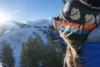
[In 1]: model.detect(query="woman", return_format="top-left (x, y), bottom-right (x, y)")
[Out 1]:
top-left (53, 0), bottom-right (100, 67)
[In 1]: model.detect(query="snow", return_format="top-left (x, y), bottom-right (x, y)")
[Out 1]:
top-left (0, 19), bottom-right (53, 67)
top-left (28, 19), bottom-right (53, 27)
top-left (0, 62), bottom-right (3, 67)
top-left (0, 28), bottom-right (48, 67)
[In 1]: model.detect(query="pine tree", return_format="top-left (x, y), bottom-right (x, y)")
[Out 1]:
top-left (20, 35), bottom-right (45, 67)
top-left (43, 36), bottom-right (64, 67)
top-left (0, 41), bottom-right (15, 67)
top-left (20, 34), bottom-right (64, 67)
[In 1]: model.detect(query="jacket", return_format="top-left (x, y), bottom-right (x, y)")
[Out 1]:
top-left (80, 25), bottom-right (100, 67)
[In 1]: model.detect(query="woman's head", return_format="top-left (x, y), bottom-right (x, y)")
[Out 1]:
top-left (53, 0), bottom-right (100, 67)
top-left (54, 0), bottom-right (100, 44)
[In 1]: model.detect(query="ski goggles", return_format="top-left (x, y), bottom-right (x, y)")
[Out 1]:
top-left (53, 18), bottom-right (96, 34)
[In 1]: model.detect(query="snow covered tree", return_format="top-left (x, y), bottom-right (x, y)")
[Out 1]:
top-left (43, 36), bottom-right (64, 67)
top-left (0, 41), bottom-right (15, 67)
top-left (20, 34), bottom-right (64, 67)
top-left (20, 35), bottom-right (45, 67)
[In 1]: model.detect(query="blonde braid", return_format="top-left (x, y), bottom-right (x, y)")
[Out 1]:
top-left (60, 28), bottom-right (82, 67)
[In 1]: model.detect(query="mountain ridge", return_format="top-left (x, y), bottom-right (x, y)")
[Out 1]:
top-left (0, 19), bottom-right (64, 67)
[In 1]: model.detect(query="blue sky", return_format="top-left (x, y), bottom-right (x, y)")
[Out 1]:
top-left (0, 0), bottom-right (66, 22)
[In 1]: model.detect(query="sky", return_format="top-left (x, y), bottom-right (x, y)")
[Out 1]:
top-left (0, 0), bottom-right (66, 23)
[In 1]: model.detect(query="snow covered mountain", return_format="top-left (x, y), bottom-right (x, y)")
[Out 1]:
top-left (0, 19), bottom-right (64, 67)
top-left (0, 20), bottom-right (20, 36)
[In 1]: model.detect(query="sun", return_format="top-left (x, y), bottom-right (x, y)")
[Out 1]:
top-left (0, 13), bottom-right (7, 22)
top-left (0, 12), bottom-right (12, 24)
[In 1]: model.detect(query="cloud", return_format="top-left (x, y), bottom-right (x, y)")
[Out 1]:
top-left (9, 10), bottom-right (20, 15)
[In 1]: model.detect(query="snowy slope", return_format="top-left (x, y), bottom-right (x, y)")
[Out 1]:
top-left (28, 19), bottom-right (52, 27)
top-left (0, 62), bottom-right (3, 67)
top-left (0, 19), bottom-right (54, 67)
top-left (0, 20), bottom-right (20, 36)
top-left (0, 19), bottom-right (64, 67)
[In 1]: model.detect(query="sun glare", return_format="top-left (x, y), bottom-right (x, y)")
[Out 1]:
top-left (0, 12), bottom-right (12, 24)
